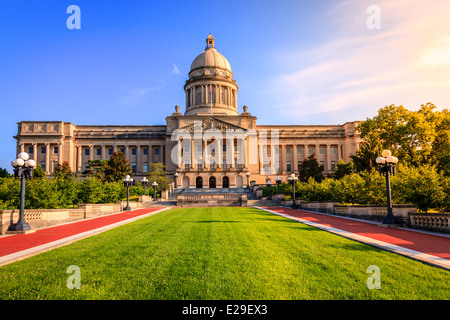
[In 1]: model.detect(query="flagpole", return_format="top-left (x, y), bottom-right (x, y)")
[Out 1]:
top-left (210, 82), bottom-right (212, 116)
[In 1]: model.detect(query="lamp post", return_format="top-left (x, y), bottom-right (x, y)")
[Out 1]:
top-left (246, 172), bottom-right (250, 188)
top-left (8, 152), bottom-right (36, 232)
top-left (174, 172), bottom-right (179, 189)
top-left (376, 150), bottom-right (399, 225)
top-left (123, 175), bottom-right (133, 211)
top-left (152, 181), bottom-right (158, 202)
top-left (275, 176), bottom-right (282, 194)
top-left (141, 177), bottom-right (148, 196)
top-left (287, 173), bottom-right (298, 209)
top-left (266, 179), bottom-right (272, 200)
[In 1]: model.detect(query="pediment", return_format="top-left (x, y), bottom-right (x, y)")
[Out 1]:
top-left (181, 118), bottom-right (247, 133)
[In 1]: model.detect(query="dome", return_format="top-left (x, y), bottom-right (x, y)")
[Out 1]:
top-left (189, 34), bottom-right (232, 73)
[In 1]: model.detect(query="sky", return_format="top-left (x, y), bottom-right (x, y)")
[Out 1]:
top-left (1, 0), bottom-right (450, 172)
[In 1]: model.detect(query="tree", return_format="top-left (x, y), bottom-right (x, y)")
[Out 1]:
top-left (146, 163), bottom-right (172, 191)
top-left (333, 160), bottom-right (354, 179)
top-left (352, 103), bottom-right (449, 173)
top-left (83, 159), bottom-right (108, 181)
top-left (103, 152), bottom-right (132, 182)
top-left (0, 168), bottom-right (11, 178)
top-left (298, 153), bottom-right (323, 182)
top-left (32, 165), bottom-right (46, 179)
top-left (54, 161), bottom-right (73, 179)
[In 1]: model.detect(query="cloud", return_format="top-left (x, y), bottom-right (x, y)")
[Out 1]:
top-left (119, 86), bottom-right (158, 109)
top-left (269, 0), bottom-right (450, 123)
top-left (172, 64), bottom-right (180, 75)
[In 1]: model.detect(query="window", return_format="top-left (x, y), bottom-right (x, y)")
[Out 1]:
top-left (319, 161), bottom-right (325, 171)
top-left (143, 148), bottom-right (148, 156)
top-left (297, 147), bottom-right (303, 155)
top-left (331, 147), bottom-right (336, 155)
top-left (331, 161), bottom-right (336, 171)
top-left (286, 147), bottom-right (291, 154)
top-left (223, 144), bottom-right (226, 152)
top-left (120, 148), bottom-right (125, 154)
top-left (54, 146), bottom-right (59, 154)
top-left (53, 161), bottom-right (58, 170)
top-left (286, 161), bottom-right (292, 172)
top-left (132, 162), bottom-right (137, 173)
top-left (42, 146), bottom-right (46, 154)
top-left (143, 163), bottom-right (148, 173)
top-left (319, 147), bottom-right (325, 155)
top-left (184, 161), bottom-right (190, 171)
top-left (108, 148), bottom-right (114, 155)
top-left (210, 159), bottom-right (215, 170)
top-left (85, 149), bottom-right (89, 156)
top-left (197, 160), bottom-right (202, 170)
top-left (29, 146), bottom-right (33, 154)
top-left (132, 148), bottom-right (136, 156)
top-left (97, 148), bottom-right (102, 156)
top-left (41, 162), bottom-right (46, 171)
top-left (298, 161), bottom-right (302, 171)
top-left (154, 148), bottom-right (160, 155)
top-left (308, 146), bottom-right (314, 155)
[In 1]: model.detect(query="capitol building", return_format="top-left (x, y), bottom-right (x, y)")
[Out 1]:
top-left (14, 34), bottom-right (361, 188)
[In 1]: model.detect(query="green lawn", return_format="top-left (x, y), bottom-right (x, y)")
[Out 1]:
top-left (0, 207), bottom-right (449, 299)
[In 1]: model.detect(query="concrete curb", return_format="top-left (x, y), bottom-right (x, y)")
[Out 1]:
top-left (0, 207), bottom-right (171, 267)
top-left (255, 206), bottom-right (450, 271)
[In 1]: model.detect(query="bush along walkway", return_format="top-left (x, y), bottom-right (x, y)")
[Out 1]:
top-left (258, 206), bottom-right (450, 271)
top-left (0, 207), bottom-right (170, 266)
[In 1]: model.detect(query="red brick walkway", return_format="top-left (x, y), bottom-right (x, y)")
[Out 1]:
top-left (0, 207), bottom-right (168, 265)
top-left (259, 206), bottom-right (450, 269)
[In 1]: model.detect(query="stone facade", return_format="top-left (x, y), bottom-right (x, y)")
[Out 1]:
top-left (14, 34), bottom-right (362, 187)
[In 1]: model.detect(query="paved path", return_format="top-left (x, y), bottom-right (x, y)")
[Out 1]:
top-left (257, 206), bottom-right (450, 270)
top-left (0, 207), bottom-right (170, 266)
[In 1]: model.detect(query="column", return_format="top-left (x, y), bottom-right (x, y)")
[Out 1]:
top-left (228, 137), bottom-right (234, 168)
top-left (203, 140), bottom-right (208, 169)
top-left (338, 143), bottom-right (342, 161)
top-left (45, 143), bottom-right (50, 174)
top-left (315, 144), bottom-right (320, 158)
top-left (177, 139), bottom-right (182, 169)
top-left (58, 142), bottom-right (63, 165)
top-left (240, 136), bottom-right (246, 169)
top-left (326, 144), bottom-right (331, 173)
top-left (125, 145), bottom-right (130, 163)
top-left (102, 146), bottom-right (106, 161)
top-left (136, 145), bottom-right (141, 174)
top-left (293, 144), bottom-right (297, 173)
top-left (32, 143), bottom-right (37, 161)
top-left (216, 139), bottom-right (222, 169)
top-left (19, 143), bottom-right (24, 153)
top-left (190, 139), bottom-right (195, 169)
top-left (89, 145), bottom-right (94, 161)
top-left (77, 146), bottom-right (82, 173)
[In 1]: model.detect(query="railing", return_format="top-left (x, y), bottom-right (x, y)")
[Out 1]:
top-left (409, 213), bottom-right (450, 232)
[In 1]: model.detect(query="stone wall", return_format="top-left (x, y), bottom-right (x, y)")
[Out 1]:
top-left (177, 193), bottom-right (247, 207)
top-left (0, 201), bottom-right (142, 235)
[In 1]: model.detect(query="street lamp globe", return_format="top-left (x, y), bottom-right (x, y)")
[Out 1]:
top-left (18, 152), bottom-right (29, 161)
top-left (381, 149), bottom-right (391, 158)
